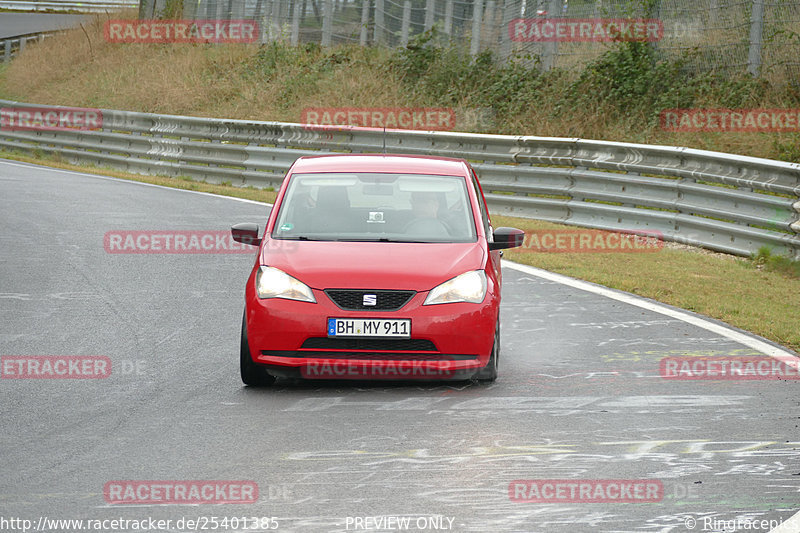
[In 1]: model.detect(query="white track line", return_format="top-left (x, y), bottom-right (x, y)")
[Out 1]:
top-left (0, 159), bottom-right (271, 206)
top-left (501, 261), bottom-right (800, 533)
top-left (502, 260), bottom-right (800, 369)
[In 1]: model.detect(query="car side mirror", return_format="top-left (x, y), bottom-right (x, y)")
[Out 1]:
top-left (488, 227), bottom-right (525, 250)
top-left (231, 223), bottom-right (261, 246)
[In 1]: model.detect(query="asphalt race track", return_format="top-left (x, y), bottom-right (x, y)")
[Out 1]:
top-left (1, 159), bottom-right (799, 533)
top-left (0, 14), bottom-right (89, 40)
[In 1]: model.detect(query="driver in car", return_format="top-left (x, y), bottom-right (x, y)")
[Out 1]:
top-left (406, 191), bottom-right (451, 238)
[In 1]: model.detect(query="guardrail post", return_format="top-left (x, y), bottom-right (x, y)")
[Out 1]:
top-left (263, 0), bottom-right (272, 39)
top-left (373, 0), bottom-right (384, 45)
top-left (485, 0), bottom-right (495, 46)
top-left (443, 0), bottom-right (453, 36)
top-left (321, 0), bottom-right (333, 45)
top-left (748, 0), bottom-right (765, 77)
top-left (4, 40), bottom-right (10, 62)
top-left (424, 0), bottom-right (435, 31)
top-left (139, 0), bottom-right (154, 18)
top-left (183, 0), bottom-right (193, 18)
top-left (230, 0), bottom-right (244, 19)
top-left (401, 0), bottom-right (411, 46)
top-left (292, 0), bottom-right (302, 45)
top-left (18, 38), bottom-right (25, 55)
top-left (153, 0), bottom-right (167, 17)
top-left (542, 0), bottom-right (560, 70)
top-left (359, 0), bottom-right (370, 45)
top-left (470, 0), bottom-right (482, 55)
top-left (268, 0), bottom-right (280, 41)
top-left (499, 0), bottom-right (514, 60)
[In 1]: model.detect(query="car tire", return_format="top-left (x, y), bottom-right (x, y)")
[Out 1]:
top-left (240, 313), bottom-right (276, 387)
top-left (474, 318), bottom-right (499, 382)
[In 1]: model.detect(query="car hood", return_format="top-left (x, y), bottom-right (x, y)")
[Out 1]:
top-left (260, 238), bottom-right (486, 291)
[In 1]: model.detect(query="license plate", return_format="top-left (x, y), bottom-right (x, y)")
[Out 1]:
top-left (327, 318), bottom-right (410, 338)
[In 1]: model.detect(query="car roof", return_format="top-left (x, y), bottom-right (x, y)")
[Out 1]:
top-left (289, 154), bottom-right (470, 176)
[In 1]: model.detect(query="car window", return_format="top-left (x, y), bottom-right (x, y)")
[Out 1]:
top-left (470, 169), bottom-right (492, 237)
top-left (272, 172), bottom-right (477, 243)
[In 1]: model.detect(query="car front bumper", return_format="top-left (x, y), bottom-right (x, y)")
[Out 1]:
top-left (244, 286), bottom-right (498, 380)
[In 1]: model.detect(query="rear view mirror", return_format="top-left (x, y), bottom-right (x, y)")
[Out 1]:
top-left (231, 223), bottom-right (261, 246)
top-left (488, 227), bottom-right (525, 250)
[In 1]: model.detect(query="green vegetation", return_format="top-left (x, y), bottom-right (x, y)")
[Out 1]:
top-left (3, 18), bottom-right (800, 160)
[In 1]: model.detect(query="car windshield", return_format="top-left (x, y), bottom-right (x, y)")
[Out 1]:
top-left (272, 172), bottom-right (477, 243)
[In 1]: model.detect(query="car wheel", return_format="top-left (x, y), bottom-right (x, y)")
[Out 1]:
top-left (240, 313), bottom-right (276, 386)
top-left (474, 318), bottom-right (499, 382)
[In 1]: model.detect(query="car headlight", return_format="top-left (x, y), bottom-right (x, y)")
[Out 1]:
top-left (256, 266), bottom-right (316, 303)
top-left (423, 270), bottom-right (487, 305)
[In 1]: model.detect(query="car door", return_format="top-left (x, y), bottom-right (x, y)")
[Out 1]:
top-left (469, 166), bottom-right (502, 286)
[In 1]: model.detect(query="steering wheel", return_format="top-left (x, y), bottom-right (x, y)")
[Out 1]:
top-left (403, 217), bottom-right (452, 238)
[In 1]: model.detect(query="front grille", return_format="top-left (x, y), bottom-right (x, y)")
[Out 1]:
top-left (325, 289), bottom-right (416, 311)
top-left (302, 337), bottom-right (437, 351)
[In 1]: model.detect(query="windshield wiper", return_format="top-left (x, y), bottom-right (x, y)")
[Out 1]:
top-left (328, 237), bottom-right (428, 242)
top-left (279, 236), bottom-right (438, 243)
top-left (279, 235), bottom-right (333, 241)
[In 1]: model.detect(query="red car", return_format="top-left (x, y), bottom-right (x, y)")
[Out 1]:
top-left (231, 154), bottom-right (523, 385)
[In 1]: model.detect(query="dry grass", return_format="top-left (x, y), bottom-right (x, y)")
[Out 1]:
top-left (0, 17), bottom-right (404, 124)
top-left (2, 18), bottom-right (798, 161)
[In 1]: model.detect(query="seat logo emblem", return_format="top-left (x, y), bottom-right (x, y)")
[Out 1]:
top-left (363, 294), bottom-right (377, 306)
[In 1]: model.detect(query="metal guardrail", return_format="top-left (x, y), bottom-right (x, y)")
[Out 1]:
top-left (0, 0), bottom-right (136, 12)
top-left (0, 99), bottom-right (798, 259)
top-left (0, 32), bottom-right (55, 62)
